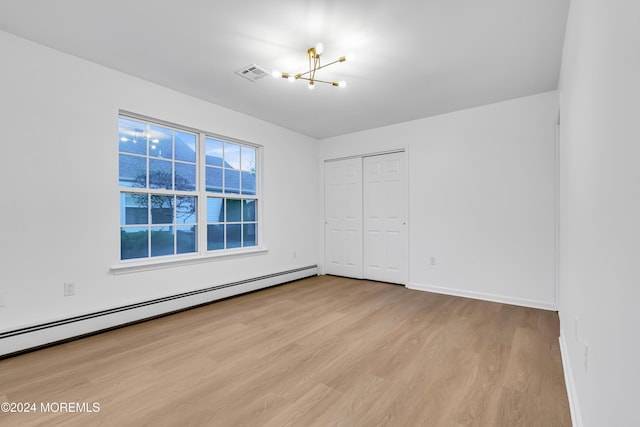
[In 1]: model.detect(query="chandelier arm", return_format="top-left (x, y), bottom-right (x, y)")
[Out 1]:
top-left (294, 56), bottom-right (346, 79)
top-left (312, 55), bottom-right (320, 82)
top-left (295, 69), bottom-right (313, 78)
top-left (314, 57), bottom-right (344, 70)
top-left (295, 77), bottom-right (337, 85)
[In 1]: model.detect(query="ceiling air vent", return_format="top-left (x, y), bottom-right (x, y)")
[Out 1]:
top-left (235, 64), bottom-right (270, 82)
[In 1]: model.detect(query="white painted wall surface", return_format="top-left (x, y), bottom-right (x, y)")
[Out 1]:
top-left (0, 30), bottom-right (318, 351)
top-left (557, 0), bottom-right (640, 425)
top-left (320, 92), bottom-right (558, 309)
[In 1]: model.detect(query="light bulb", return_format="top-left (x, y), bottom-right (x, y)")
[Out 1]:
top-left (315, 42), bottom-right (324, 55)
top-left (338, 81), bottom-right (347, 88)
top-left (120, 137), bottom-right (128, 142)
top-left (288, 75), bottom-right (295, 82)
top-left (271, 70), bottom-right (281, 78)
top-left (308, 82), bottom-right (315, 90)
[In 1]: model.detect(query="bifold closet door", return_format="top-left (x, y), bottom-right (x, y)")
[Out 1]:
top-left (363, 152), bottom-right (407, 284)
top-left (324, 158), bottom-right (363, 278)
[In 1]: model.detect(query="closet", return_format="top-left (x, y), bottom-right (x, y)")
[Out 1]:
top-left (324, 151), bottom-right (407, 284)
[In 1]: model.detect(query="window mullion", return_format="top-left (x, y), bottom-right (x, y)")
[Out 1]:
top-left (145, 124), bottom-right (150, 188)
top-left (147, 194), bottom-right (152, 258)
top-left (197, 132), bottom-right (207, 255)
top-left (173, 195), bottom-right (177, 256)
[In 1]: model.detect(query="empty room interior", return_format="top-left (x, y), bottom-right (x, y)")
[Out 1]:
top-left (0, 1), bottom-right (638, 426)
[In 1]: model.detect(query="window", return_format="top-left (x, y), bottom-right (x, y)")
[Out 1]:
top-left (205, 137), bottom-right (257, 250)
top-left (118, 115), bottom-right (259, 261)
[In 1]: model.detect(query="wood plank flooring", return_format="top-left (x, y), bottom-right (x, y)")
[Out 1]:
top-left (0, 275), bottom-right (571, 426)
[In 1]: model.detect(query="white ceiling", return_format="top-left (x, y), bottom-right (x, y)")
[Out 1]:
top-left (0, 0), bottom-right (569, 139)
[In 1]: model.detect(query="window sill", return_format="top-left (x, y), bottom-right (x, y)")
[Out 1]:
top-left (110, 247), bottom-right (269, 275)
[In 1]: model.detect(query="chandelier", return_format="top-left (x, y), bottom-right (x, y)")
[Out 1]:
top-left (273, 43), bottom-right (347, 90)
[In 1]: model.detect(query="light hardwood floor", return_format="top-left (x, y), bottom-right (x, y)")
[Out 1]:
top-left (0, 275), bottom-right (571, 426)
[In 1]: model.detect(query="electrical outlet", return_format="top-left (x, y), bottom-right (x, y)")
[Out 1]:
top-left (64, 282), bottom-right (75, 297)
top-left (583, 342), bottom-right (589, 373)
top-left (430, 256), bottom-right (436, 265)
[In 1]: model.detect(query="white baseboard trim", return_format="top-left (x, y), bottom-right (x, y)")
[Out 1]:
top-left (559, 333), bottom-right (583, 427)
top-left (0, 266), bottom-right (317, 358)
top-left (407, 282), bottom-right (557, 311)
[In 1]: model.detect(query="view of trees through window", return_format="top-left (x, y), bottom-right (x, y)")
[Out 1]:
top-left (118, 116), bottom-right (258, 260)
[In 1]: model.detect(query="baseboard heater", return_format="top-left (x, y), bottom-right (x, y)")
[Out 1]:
top-left (0, 265), bottom-right (317, 358)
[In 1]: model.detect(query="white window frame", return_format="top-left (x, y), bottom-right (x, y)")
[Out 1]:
top-left (112, 112), bottom-right (266, 274)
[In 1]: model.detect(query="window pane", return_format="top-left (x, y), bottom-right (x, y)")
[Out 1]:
top-left (207, 224), bottom-right (224, 250)
top-left (207, 197), bottom-right (224, 222)
top-left (149, 159), bottom-right (173, 189)
top-left (175, 131), bottom-right (196, 163)
top-left (148, 125), bottom-right (173, 159)
top-left (151, 226), bottom-right (174, 257)
top-left (177, 225), bottom-right (197, 254)
top-left (206, 166), bottom-right (223, 193)
top-left (226, 199), bottom-right (241, 222)
top-left (119, 118), bottom-right (147, 155)
top-left (121, 227), bottom-right (148, 260)
top-left (241, 171), bottom-right (256, 195)
top-left (243, 223), bottom-right (257, 247)
top-left (226, 224), bottom-right (241, 249)
top-left (241, 146), bottom-right (255, 172)
top-left (121, 193), bottom-right (148, 225)
top-left (206, 138), bottom-right (223, 166)
top-left (224, 169), bottom-right (240, 194)
top-left (242, 200), bottom-right (256, 222)
top-left (119, 154), bottom-right (147, 187)
top-left (151, 195), bottom-right (174, 224)
top-left (224, 142), bottom-right (240, 169)
top-left (175, 162), bottom-right (196, 191)
top-left (176, 196), bottom-right (197, 223)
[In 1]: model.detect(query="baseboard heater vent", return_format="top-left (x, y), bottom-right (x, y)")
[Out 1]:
top-left (0, 265), bottom-right (317, 357)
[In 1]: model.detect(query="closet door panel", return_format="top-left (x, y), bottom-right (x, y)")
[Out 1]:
top-left (363, 152), bottom-right (407, 284)
top-left (324, 158), bottom-right (363, 278)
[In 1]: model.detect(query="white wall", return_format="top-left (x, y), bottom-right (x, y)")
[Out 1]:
top-left (319, 92), bottom-right (558, 309)
top-left (557, 0), bottom-right (640, 425)
top-left (0, 30), bottom-right (318, 354)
